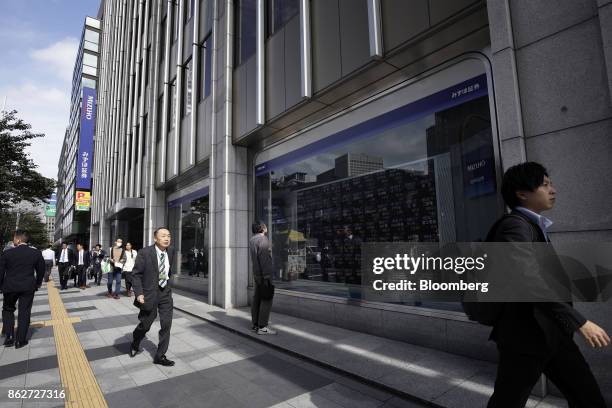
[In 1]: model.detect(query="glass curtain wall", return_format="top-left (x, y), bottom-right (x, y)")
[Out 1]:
top-left (254, 75), bottom-right (500, 309)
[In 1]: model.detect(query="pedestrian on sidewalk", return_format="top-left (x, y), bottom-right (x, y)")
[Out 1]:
top-left (487, 162), bottom-right (609, 408)
top-left (75, 243), bottom-right (91, 290)
top-left (249, 221), bottom-right (277, 335)
top-left (91, 244), bottom-right (105, 286)
top-left (107, 238), bottom-right (125, 299)
top-left (41, 244), bottom-right (55, 282)
top-left (129, 227), bottom-right (176, 366)
top-left (56, 242), bottom-right (75, 290)
top-left (122, 242), bottom-right (137, 297)
top-left (0, 230), bottom-right (45, 349)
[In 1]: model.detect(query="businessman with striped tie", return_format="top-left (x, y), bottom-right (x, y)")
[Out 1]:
top-left (129, 227), bottom-right (176, 366)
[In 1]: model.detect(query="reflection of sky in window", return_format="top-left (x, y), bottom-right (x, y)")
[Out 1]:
top-left (275, 115), bottom-right (435, 178)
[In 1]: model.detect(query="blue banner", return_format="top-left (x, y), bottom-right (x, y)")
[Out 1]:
top-left (76, 87), bottom-right (96, 190)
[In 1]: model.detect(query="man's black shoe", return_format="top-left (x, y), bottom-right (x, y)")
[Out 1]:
top-left (3, 337), bottom-right (15, 347)
top-left (14, 340), bottom-right (28, 349)
top-left (129, 342), bottom-right (140, 357)
top-left (153, 356), bottom-right (175, 366)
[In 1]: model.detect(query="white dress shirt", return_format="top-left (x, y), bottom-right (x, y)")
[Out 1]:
top-left (60, 248), bottom-right (68, 263)
top-left (78, 250), bottom-right (84, 265)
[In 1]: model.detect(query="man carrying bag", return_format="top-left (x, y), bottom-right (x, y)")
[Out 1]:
top-left (249, 221), bottom-right (276, 335)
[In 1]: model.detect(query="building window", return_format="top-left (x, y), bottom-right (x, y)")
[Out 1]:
top-left (236, 0), bottom-right (256, 66)
top-left (199, 33), bottom-right (212, 100)
top-left (186, 0), bottom-right (195, 22)
top-left (254, 76), bottom-right (497, 311)
top-left (173, 2), bottom-right (180, 42)
top-left (183, 58), bottom-right (193, 117)
top-left (160, 17), bottom-right (167, 64)
top-left (268, 0), bottom-right (299, 36)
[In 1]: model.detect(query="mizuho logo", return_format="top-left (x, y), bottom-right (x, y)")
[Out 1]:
top-left (85, 95), bottom-right (94, 120)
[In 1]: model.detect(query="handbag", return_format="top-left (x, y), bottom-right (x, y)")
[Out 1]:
top-left (101, 260), bottom-right (112, 274)
top-left (260, 280), bottom-right (275, 300)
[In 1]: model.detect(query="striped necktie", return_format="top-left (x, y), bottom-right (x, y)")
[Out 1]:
top-left (158, 251), bottom-right (168, 288)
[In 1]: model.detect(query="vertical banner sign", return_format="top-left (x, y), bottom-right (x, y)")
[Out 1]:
top-left (45, 192), bottom-right (57, 217)
top-left (76, 87), bottom-right (96, 189)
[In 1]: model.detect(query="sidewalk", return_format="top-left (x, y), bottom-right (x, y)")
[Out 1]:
top-left (0, 270), bottom-right (427, 408)
top-left (171, 289), bottom-right (568, 408)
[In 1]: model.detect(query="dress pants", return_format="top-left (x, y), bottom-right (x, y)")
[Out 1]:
top-left (251, 281), bottom-right (273, 328)
top-left (2, 291), bottom-right (35, 342)
top-left (132, 286), bottom-right (173, 359)
top-left (58, 262), bottom-right (70, 289)
top-left (77, 265), bottom-right (87, 287)
top-left (487, 340), bottom-right (606, 408)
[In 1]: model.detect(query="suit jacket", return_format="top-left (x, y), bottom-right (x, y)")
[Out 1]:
top-left (56, 248), bottom-right (76, 265)
top-left (249, 234), bottom-right (274, 283)
top-left (130, 245), bottom-right (175, 311)
top-left (75, 250), bottom-right (91, 268)
top-left (0, 245), bottom-right (45, 293)
top-left (490, 210), bottom-right (586, 355)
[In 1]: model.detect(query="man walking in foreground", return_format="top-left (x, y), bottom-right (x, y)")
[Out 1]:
top-left (249, 221), bottom-right (277, 335)
top-left (487, 162), bottom-right (609, 407)
top-left (0, 230), bottom-right (45, 348)
top-left (129, 227), bottom-right (175, 366)
top-left (56, 242), bottom-right (75, 290)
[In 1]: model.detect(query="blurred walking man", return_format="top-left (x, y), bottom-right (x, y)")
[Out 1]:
top-left (0, 230), bottom-right (45, 348)
top-left (41, 245), bottom-right (55, 282)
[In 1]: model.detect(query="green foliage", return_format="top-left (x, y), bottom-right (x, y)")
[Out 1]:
top-left (0, 110), bottom-right (56, 210)
top-left (0, 210), bottom-right (49, 249)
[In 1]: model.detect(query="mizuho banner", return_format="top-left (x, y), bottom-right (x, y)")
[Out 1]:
top-left (76, 87), bottom-right (96, 190)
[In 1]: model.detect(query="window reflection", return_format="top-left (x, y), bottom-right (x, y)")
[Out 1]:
top-left (255, 94), bottom-right (499, 309)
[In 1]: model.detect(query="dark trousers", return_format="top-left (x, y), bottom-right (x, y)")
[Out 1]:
top-left (58, 262), bottom-right (71, 289)
top-left (487, 340), bottom-right (606, 407)
top-left (132, 287), bottom-right (173, 359)
top-left (251, 281), bottom-right (273, 328)
top-left (124, 273), bottom-right (133, 292)
top-left (94, 264), bottom-right (102, 285)
top-left (2, 291), bottom-right (35, 342)
top-left (44, 260), bottom-right (53, 282)
top-left (76, 265), bottom-right (86, 287)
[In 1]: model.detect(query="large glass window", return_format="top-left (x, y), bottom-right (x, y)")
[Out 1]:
top-left (254, 77), bottom-right (499, 309)
top-left (199, 35), bottom-right (212, 100)
top-left (268, 0), bottom-right (299, 36)
top-left (167, 193), bottom-right (209, 298)
top-left (236, 0), bottom-right (256, 65)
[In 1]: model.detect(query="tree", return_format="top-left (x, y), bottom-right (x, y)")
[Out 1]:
top-left (0, 110), bottom-right (56, 210)
top-left (0, 211), bottom-right (49, 249)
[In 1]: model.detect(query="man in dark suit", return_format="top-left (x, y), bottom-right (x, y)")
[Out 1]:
top-left (0, 230), bottom-right (45, 348)
top-left (129, 227), bottom-right (176, 366)
top-left (487, 162), bottom-right (609, 407)
top-left (75, 243), bottom-right (91, 289)
top-left (56, 242), bottom-right (75, 290)
top-left (249, 221), bottom-right (276, 335)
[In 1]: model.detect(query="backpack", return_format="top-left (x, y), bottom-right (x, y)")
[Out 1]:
top-left (461, 214), bottom-right (533, 325)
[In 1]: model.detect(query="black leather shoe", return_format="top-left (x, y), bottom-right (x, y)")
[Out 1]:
top-left (3, 337), bottom-right (15, 347)
top-left (153, 355), bottom-right (175, 366)
top-left (14, 340), bottom-right (28, 349)
top-left (129, 342), bottom-right (140, 357)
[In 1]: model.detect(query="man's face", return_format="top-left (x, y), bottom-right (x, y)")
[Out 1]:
top-left (155, 229), bottom-right (172, 250)
top-left (77, 244), bottom-right (83, 251)
top-left (62, 244), bottom-right (67, 249)
top-left (95, 245), bottom-right (101, 251)
top-left (518, 176), bottom-right (556, 213)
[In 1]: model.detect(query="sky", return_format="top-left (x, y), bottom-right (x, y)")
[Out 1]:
top-left (0, 0), bottom-right (100, 180)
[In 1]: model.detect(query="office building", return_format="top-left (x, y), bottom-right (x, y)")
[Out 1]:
top-left (55, 17), bottom-right (101, 246)
top-left (90, 0), bottom-right (612, 401)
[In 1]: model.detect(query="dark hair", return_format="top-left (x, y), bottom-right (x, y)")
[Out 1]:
top-left (154, 227), bottom-right (171, 237)
top-left (14, 229), bottom-right (29, 242)
top-left (501, 162), bottom-right (549, 209)
top-left (252, 221), bottom-right (266, 234)
top-left (95, 244), bottom-right (101, 248)
top-left (48, 244), bottom-right (52, 249)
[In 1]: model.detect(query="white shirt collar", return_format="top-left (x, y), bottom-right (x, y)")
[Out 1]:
top-left (515, 206), bottom-right (553, 232)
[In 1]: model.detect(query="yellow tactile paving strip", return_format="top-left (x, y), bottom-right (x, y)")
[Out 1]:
top-left (47, 279), bottom-right (108, 408)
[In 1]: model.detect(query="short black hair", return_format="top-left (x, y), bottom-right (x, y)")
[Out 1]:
top-left (252, 221), bottom-right (266, 234)
top-left (14, 229), bottom-right (29, 242)
top-left (154, 227), bottom-right (171, 237)
top-left (95, 244), bottom-right (101, 248)
top-left (48, 244), bottom-right (52, 249)
top-left (501, 162), bottom-right (549, 209)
